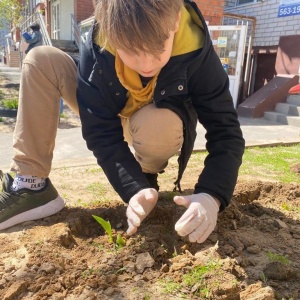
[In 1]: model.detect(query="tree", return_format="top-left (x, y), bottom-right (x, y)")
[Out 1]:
top-left (0, 0), bottom-right (22, 29)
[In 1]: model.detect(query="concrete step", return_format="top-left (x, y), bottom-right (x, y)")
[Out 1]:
top-left (51, 39), bottom-right (79, 53)
top-left (278, 115), bottom-right (300, 127)
top-left (287, 94), bottom-right (300, 106)
top-left (264, 111), bottom-right (300, 127)
top-left (264, 111), bottom-right (282, 123)
top-left (275, 102), bottom-right (300, 116)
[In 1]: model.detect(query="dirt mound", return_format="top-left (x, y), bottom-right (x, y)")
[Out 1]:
top-left (0, 179), bottom-right (299, 300)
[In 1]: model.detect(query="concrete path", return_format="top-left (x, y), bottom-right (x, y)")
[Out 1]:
top-left (1, 117), bottom-right (300, 171)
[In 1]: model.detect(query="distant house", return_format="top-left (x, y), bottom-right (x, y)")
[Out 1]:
top-left (19, 0), bottom-right (94, 40)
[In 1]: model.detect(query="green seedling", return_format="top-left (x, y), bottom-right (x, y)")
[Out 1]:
top-left (92, 215), bottom-right (126, 248)
top-left (260, 272), bottom-right (267, 283)
top-left (116, 233), bottom-right (126, 247)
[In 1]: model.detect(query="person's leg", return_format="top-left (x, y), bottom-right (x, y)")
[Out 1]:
top-left (11, 46), bottom-right (78, 177)
top-left (0, 46), bottom-right (78, 231)
top-left (122, 104), bottom-right (183, 188)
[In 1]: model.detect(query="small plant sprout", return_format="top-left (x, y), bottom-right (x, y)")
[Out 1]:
top-left (266, 251), bottom-right (290, 265)
top-left (92, 215), bottom-right (126, 248)
top-left (260, 272), bottom-right (267, 283)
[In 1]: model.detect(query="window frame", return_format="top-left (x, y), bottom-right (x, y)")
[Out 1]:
top-left (235, 0), bottom-right (260, 6)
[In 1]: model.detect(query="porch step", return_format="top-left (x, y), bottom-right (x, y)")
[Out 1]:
top-left (276, 102), bottom-right (300, 116)
top-left (264, 94), bottom-right (300, 127)
top-left (51, 39), bottom-right (79, 53)
top-left (287, 94), bottom-right (300, 106)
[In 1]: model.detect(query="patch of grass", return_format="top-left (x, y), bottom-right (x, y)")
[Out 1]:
top-left (190, 144), bottom-right (300, 183)
top-left (75, 198), bottom-right (108, 207)
top-left (160, 277), bottom-right (182, 294)
top-left (1, 98), bottom-right (18, 109)
top-left (86, 182), bottom-right (118, 203)
top-left (240, 145), bottom-right (300, 182)
top-left (87, 182), bottom-right (108, 196)
top-left (266, 251), bottom-right (290, 264)
top-left (182, 260), bottom-right (221, 297)
top-left (86, 167), bottom-right (103, 174)
top-left (160, 260), bottom-right (221, 298)
top-left (0, 117), bottom-right (3, 122)
top-left (281, 202), bottom-right (300, 213)
top-left (81, 268), bottom-right (95, 278)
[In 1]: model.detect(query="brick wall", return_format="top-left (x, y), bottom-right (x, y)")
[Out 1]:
top-left (194, 0), bottom-right (225, 25)
top-left (75, 0), bottom-right (94, 23)
top-left (225, 0), bottom-right (300, 47)
top-left (74, 0), bottom-right (223, 25)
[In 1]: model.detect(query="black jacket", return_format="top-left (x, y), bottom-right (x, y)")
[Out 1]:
top-left (76, 0), bottom-right (245, 211)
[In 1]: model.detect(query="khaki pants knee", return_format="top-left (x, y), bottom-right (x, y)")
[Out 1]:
top-left (122, 104), bottom-right (183, 174)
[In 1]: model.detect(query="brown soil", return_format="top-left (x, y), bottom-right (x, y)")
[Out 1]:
top-left (0, 79), bottom-right (300, 300)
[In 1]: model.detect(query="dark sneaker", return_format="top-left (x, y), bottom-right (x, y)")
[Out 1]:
top-left (0, 173), bottom-right (65, 231)
top-left (143, 172), bottom-right (159, 191)
top-left (1, 172), bottom-right (13, 192)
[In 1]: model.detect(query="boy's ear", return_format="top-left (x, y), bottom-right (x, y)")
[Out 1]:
top-left (174, 10), bottom-right (182, 33)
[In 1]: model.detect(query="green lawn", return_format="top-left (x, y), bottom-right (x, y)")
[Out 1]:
top-left (190, 144), bottom-right (300, 184)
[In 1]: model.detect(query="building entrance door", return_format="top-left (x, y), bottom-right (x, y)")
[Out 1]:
top-left (52, 0), bottom-right (60, 39)
top-left (208, 25), bottom-right (247, 107)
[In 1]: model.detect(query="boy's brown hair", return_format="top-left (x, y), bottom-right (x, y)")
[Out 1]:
top-left (94, 0), bottom-right (183, 55)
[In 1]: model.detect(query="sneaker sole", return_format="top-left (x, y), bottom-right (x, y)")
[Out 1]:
top-left (0, 195), bottom-right (66, 231)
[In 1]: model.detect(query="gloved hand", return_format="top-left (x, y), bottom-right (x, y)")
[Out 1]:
top-left (126, 188), bottom-right (158, 235)
top-left (174, 193), bottom-right (220, 243)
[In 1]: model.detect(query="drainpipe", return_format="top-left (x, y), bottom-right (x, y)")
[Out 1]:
top-left (223, 13), bottom-right (256, 101)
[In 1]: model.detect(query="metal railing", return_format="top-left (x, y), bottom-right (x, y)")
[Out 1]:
top-left (71, 14), bottom-right (84, 54)
top-left (222, 13), bottom-right (255, 101)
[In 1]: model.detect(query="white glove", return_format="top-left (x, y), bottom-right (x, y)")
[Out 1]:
top-left (126, 188), bottom-right (158, 235)
top-left (174, 193), bottom-right (220, 243)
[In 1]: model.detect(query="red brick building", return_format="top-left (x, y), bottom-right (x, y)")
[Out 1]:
top-left (194, 0), bottom-right (225, 25)
top-left (74, 0), bottom-right (94, 23)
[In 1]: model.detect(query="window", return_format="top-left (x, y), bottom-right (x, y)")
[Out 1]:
top-left (236, 0), bottom-right (260, 5)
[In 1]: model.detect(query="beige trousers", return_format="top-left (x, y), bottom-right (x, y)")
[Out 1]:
top-left (11, 46), bottom-right (183, 177)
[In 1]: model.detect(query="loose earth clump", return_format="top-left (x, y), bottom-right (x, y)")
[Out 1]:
top-left (0, 178), bottom-right (299, 300)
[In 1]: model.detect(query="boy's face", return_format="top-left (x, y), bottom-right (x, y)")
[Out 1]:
top-left (116, 12), bottom-right (181, 78)
top-left (116, 30), bottom-right (175, 77)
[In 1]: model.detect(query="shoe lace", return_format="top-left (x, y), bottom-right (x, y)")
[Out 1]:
top-left (0, 191), bottom-right (22, 209)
